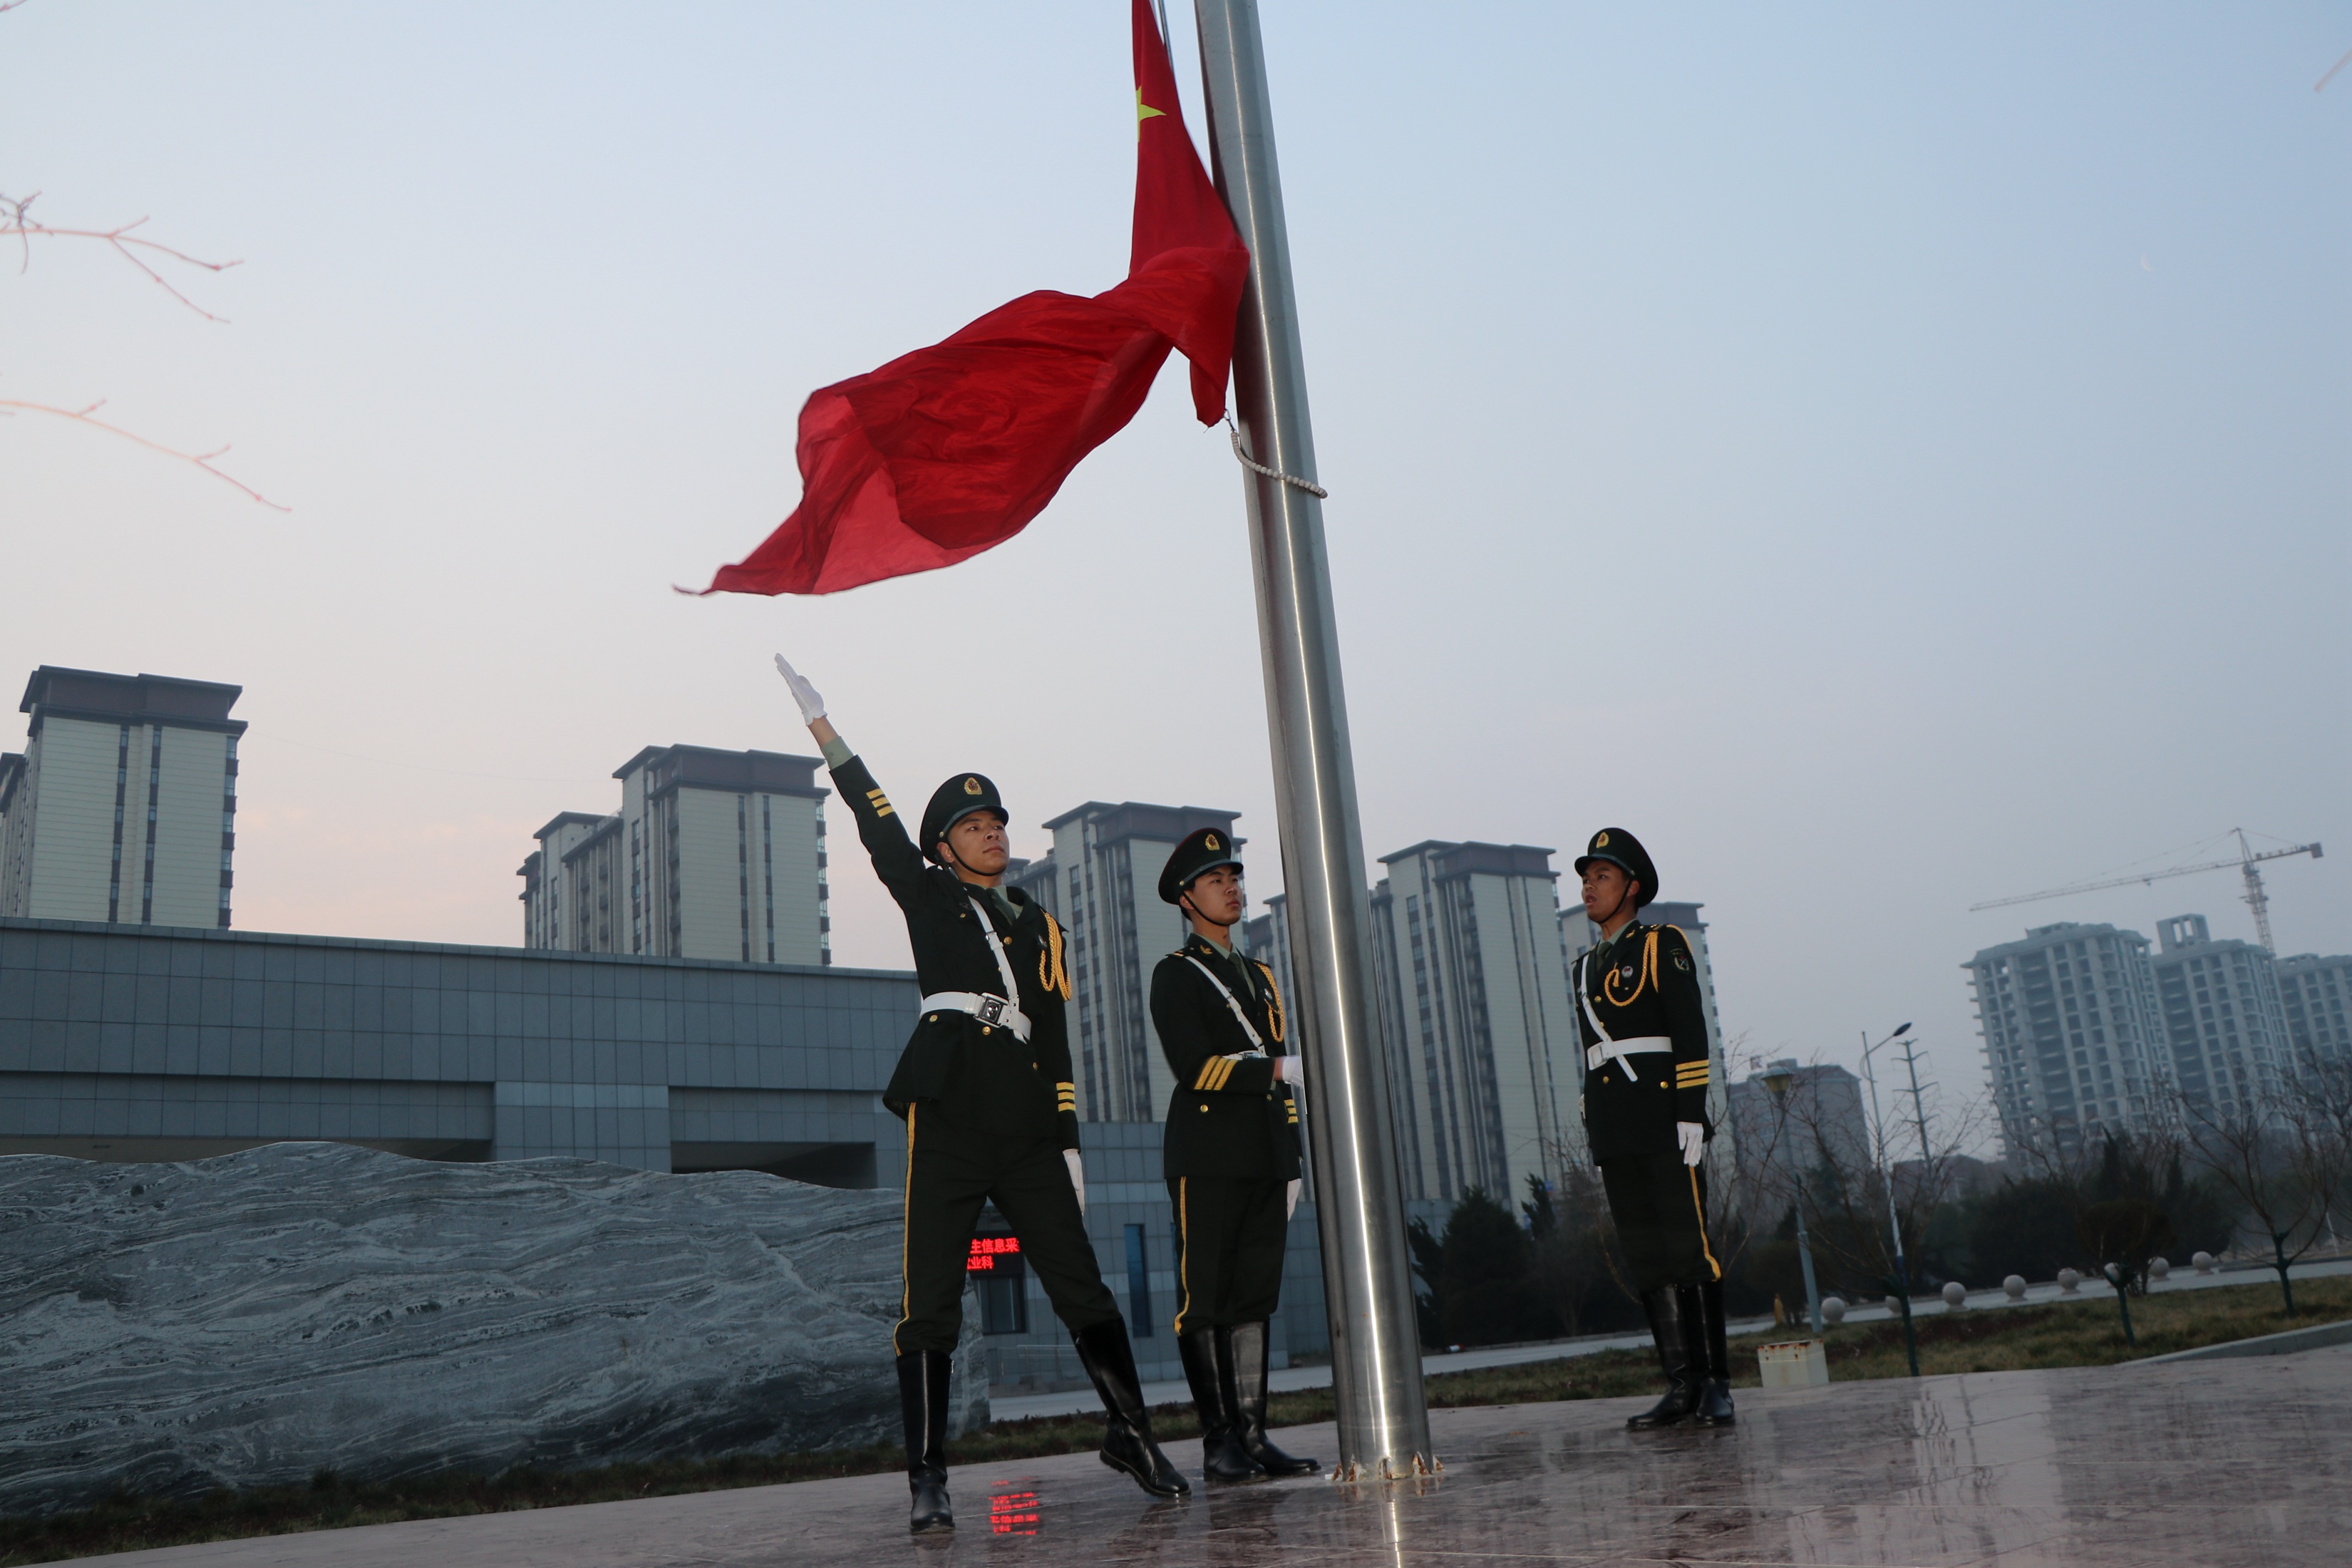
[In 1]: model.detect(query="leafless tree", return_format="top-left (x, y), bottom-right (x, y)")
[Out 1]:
top-left (1, 68), bottom-right (284, 510)
top-left (1525, 1162), bottom-right (1624, 1336)
top-left (2169, 1069), bottom-right (2351, 1316)
top-left (1756, 1053), bottom-right (1986, 1304)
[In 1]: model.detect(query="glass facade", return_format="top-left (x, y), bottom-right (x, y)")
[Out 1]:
top-left (0, 916), bottom-right (913, 1178)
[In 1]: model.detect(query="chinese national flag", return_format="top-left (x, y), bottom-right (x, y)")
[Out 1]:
top-left (698, 1), bottom-right (1248, 597)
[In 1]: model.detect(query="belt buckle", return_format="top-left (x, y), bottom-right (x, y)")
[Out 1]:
top-left (977, 994), bottom-right (1009, 1026)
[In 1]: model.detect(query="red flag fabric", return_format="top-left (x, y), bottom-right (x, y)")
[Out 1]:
top-left (701, 1), bottom-right (1248, 597)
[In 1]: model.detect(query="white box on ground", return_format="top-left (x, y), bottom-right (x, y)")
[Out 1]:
top-left (1758, 1339), bottom-right (1829, 1388)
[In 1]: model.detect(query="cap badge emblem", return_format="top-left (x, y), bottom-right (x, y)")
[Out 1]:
top-left (963, 778), bottom-right (982, 795)
top-left (1205, 833), bottom-right (1220, 850)
top-left (1595, 830), bottom-right (1611, 848)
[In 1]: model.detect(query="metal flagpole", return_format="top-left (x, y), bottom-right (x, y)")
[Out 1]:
top-left (1190, 0), bottom-right (1433, 1478)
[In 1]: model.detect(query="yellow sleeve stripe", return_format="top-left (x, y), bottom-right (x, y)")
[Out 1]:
top-left (864, 788), bottom-right (894, 818)
top-left (1195, 1058), bottom-right (1242, 1091)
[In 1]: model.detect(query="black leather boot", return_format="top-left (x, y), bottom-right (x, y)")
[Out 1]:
top-left (1626, 1286), bottom-right (1701, 1430)
top-left (1073, 1318), bottom-right (1192, 1498)
top-left (897, 1351), bottom-right (954, 1532)
top-left (1224, 1321), bottom-right (1319, 1477)
top-left (1177, 1329), bottom-right (1264, 1483)
top-left (1690, 1281), bottom-right (1737, 1427)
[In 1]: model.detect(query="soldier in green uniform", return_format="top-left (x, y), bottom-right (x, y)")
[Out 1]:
top-left (1149, 828), bottom-right (1319, 1484)
top-left (1571, 827), bottom-right (1733, 1429)
top-left (775, 656), bottom-right (1187, 1531)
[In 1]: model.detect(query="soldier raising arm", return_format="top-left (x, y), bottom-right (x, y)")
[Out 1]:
top-left (775, 656), bottom-right (1187, 1532)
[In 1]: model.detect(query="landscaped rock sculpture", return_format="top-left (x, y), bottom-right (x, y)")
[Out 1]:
top-left (0, 1143), bottom-right (984, 1518)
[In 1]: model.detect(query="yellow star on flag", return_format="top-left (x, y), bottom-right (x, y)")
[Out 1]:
top-left (1136, 86), bottom-right (1166, 138)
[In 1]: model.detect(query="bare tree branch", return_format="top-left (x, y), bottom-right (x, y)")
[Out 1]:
top-left (0, 398), bottom-right (288, 510)
top-left (2, 192), bottom-right (243, 320)
top-left (2166, 1068), bottom-right (2348, 1315)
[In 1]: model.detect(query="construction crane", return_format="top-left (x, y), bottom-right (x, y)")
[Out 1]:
top-left (1970, 829), bottom-right (2323, 954)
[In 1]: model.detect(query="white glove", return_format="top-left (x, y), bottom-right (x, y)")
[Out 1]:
top-left (773, 654), bottom-right (826, 725)
top-left (1286, 1177), bottom-right (1301, 1219)
top-left (1676, 1120), bottom-right (1706, 1167)
top-left (1064, 1148), bottom-right (1085, 1214)
top-left (1274, 1052), bottom-right (1304, 1084)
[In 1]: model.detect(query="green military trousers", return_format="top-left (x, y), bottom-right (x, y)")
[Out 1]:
top-left (1167, 1175), bottom-right (1288, 1334)
top-left (893, 1105), bottom-right (1120, 1356)
top-left (1600, 1152), bottom-right (1723, 1294)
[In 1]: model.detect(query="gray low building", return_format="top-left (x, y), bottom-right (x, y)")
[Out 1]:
top-left (0, 915), bottom-right (907, 1179)
top-left (1724, 1058), bottom-right (1873, 1217)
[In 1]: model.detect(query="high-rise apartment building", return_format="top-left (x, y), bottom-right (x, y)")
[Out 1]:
top-left (0, 668), bottom-right (244, 930)
top-left (1007, 801), bottom-right (1240, 1122)
top-left (2149, 914), bottom-right (2291, 1115)
top-left (1368, 840), bottom-right (1579, 1205)
top-left (520, 746), bottom-right (829, 966)
top-left (2277, 952), bottom-right (2352, 1068)
top-left (1966, 921), bottom-right (2164, 1146)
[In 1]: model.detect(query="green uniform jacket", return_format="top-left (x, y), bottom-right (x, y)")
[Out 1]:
top-left (830, 755), bottom-right (1080, 1150)
top-left (1573, 922), bottom-right (1713, 1165)
top-left (1150, 934), bottom-right (1303, 1182)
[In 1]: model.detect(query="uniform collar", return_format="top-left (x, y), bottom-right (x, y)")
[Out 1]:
top-left (959, 879), bottom-right (1029, 930)
top-left (1590, 919), bottom-right (1644, 966)
top-left (1187, 932), bottom-right (1253, 985)
top-left (1189, 928), bottom-right (1236, 959)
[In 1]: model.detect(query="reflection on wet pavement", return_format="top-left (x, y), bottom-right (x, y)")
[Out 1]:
top-left (985, 1484), bottom-right (1041, 1537)
top-left (81, 1346), bottom-right (2352, 1567)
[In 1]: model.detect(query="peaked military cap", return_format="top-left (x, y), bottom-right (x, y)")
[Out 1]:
top-left (920, 772), bottom-right (1007, 863)
top-left (1158, 826), bottom-right (1244, 905)
top-left (1574, 827), bottom-right (1658, 907)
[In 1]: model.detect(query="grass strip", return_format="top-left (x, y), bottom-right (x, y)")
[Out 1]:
top-left (4, 1274), bottom-right (2343, 1565)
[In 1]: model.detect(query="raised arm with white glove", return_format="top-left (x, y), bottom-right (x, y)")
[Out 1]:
top-left (774, 653), bottom-right (825, 724)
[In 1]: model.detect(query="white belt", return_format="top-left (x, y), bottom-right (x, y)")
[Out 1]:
top-left (1587, 1036), bottom-right (1672, 1078)
top-left (921, 992), bottom-right (1033, 1043)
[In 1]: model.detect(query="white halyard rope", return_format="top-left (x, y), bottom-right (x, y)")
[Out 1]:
top-left (1224, 418), bottom-right (1329, 498)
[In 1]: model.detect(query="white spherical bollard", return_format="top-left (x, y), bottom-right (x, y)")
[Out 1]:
top-left (2148, 1257), bottom-right (2170, 1282)
top-left (2058, 1267), bottom-right (2081, 1294)
top-left (1941, 1281), bottom-right (1968, 1310)
top-left (2003, 1274), bottom-right (2028, 1301)
top-left (1820, 1296), bottom-right (1847, 1326)
top-left (2193, 1251), bottom-right (2215, 1274)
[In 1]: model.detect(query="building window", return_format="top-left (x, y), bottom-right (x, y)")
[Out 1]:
top-left (971, 1234), bottom-right (1028, 1335)
top-left (1124, 1223), bottom-right (1152, 1336)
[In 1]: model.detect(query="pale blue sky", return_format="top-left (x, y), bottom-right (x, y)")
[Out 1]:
top-left (5, 3), bottom-right (2346, 1148)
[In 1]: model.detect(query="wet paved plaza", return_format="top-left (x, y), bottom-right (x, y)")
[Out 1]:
top-left (88, 1346), bottom-right (2352, 1567)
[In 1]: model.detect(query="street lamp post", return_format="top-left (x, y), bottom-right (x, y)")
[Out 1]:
top-left (1859, 1022), bottom-right (1919, 1378)
top-left (1757, 1067), bottom-right (1825, 1337)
